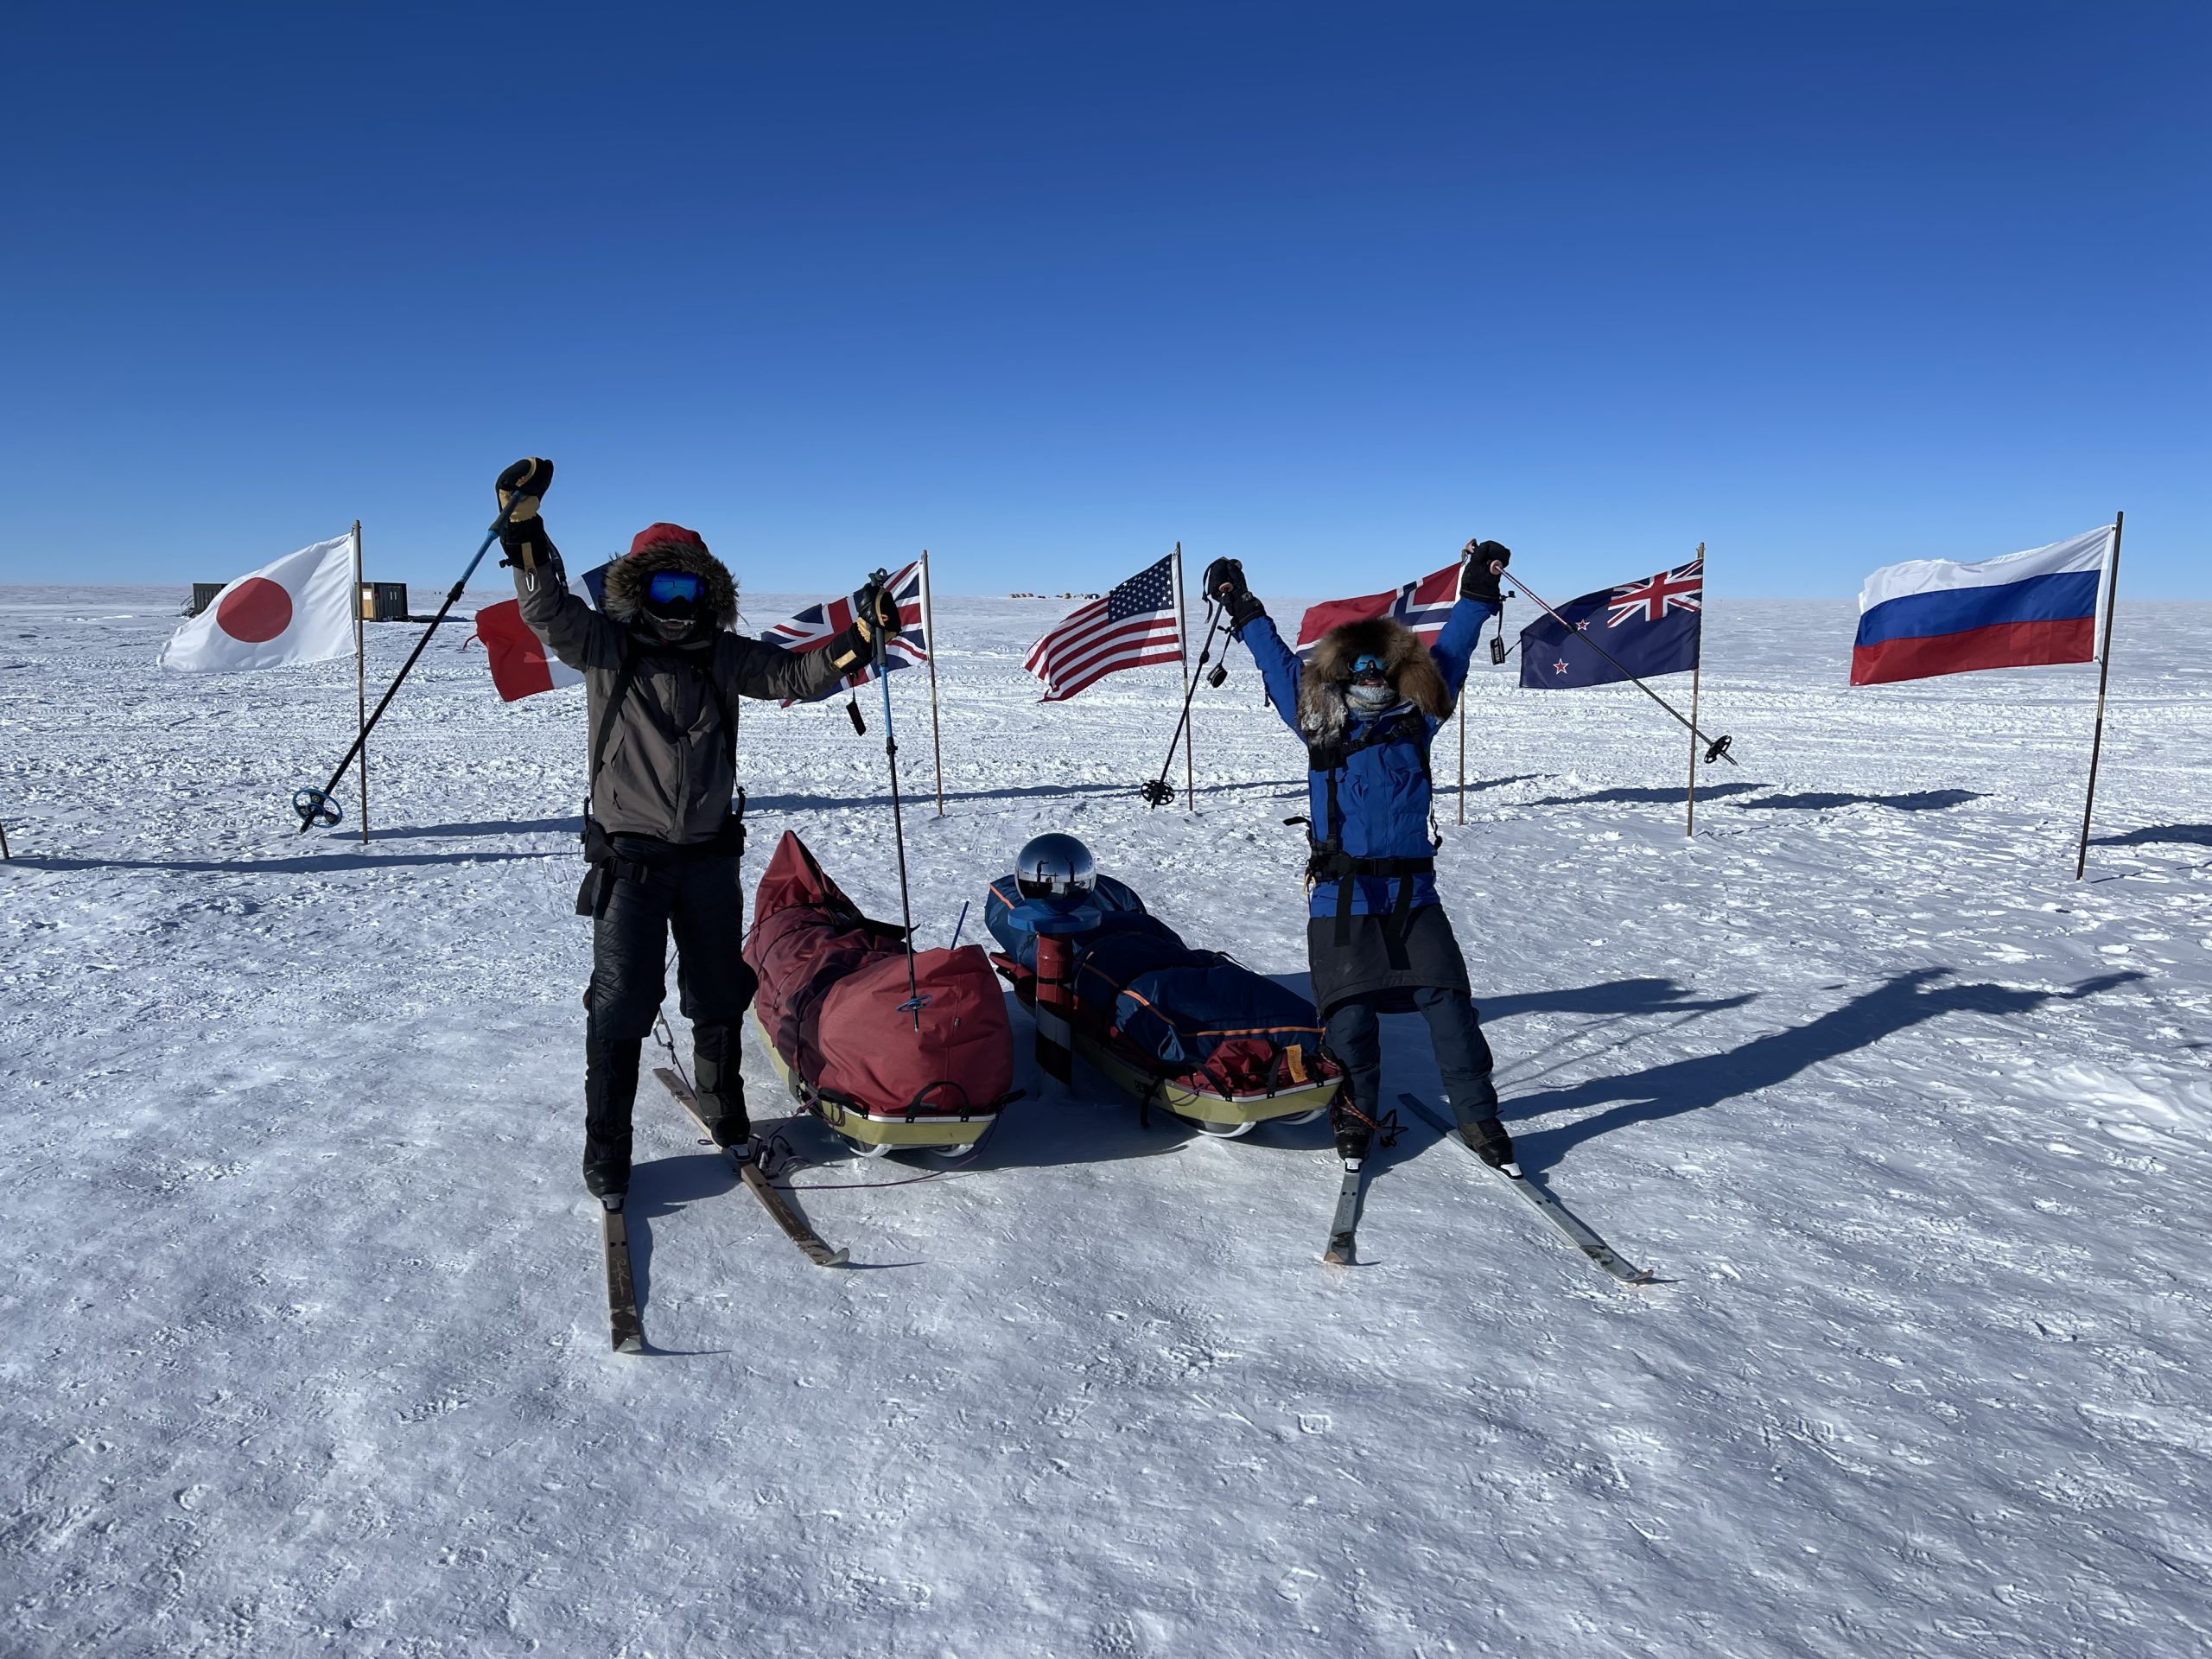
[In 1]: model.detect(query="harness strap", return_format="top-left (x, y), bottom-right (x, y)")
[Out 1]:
top-left (1307, 709), bottom-right (1438, 957)
top-left (583, 635), bottom-right (746, 886)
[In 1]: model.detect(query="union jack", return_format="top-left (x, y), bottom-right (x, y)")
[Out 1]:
top-left (1606, 556), bottom-right (1703, 628)
top-left (761, 560), bottom-right (928, 702)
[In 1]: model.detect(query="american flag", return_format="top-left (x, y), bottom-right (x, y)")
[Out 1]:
top-left (1024, 554), bottom-right (1184, 702)
top-left (761, 560), bottom-right (928, 702)
top-left (1294, 561), bottom-right (1462, 658)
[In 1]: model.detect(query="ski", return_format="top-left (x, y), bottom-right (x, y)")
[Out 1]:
top-left (1322, 1159), bottom-right (1366, 1265)
top-left (654, 1066), bottom-right (850, 1268)
top-left (1398, 1094), bottom-right (1653, 1287)
top-left (601, 1198), bottom-right (646, 1353)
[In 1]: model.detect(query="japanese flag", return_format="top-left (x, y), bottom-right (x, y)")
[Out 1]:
top-left (162, 535), bottom-right (356, 673)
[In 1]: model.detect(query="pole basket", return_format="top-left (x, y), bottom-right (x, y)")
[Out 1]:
top-left (1702, 734), bottom-right (1733, 766)
top-left (292, 786), bottom-right (342, 830)
top-left (1139, 778), bottom-right (1175, 809)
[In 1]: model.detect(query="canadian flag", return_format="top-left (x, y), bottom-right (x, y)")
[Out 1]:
top-left (161, 535), bottom-right (357, 673)
top-left (473, 563), bottom-right (608, 701)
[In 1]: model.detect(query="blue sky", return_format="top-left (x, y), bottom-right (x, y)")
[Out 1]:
top-left (2, 2), bottom-right (2202, 600)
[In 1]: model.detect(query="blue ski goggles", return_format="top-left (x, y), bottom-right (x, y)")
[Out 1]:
top-left (1350, 652), bottom-right (1390, 682)
top-left (644, 569), bottom-right (707, 613)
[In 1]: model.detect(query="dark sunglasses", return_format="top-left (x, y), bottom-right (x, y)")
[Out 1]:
top-left (1351, 652), bottom-right (1389, 682)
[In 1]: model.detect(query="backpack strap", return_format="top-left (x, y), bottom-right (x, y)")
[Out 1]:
top-left (1304, 710), bottom-right (1436, 957)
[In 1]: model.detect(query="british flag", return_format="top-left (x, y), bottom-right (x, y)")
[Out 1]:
top-left (1605, 556), bottom-right (1704, 627)
top-left (761, 560), bottom-right (928, 702)
top-left (1294, 562), bottom-right (1463, 658)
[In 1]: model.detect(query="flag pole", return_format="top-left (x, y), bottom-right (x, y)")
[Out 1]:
top-left (352, 520), bottom-right (370, 843)
top-left (920, 549), bottom-right (944, 817)
top-left (1173, 542), bottom-right (1194, 812)
top-left (1457, 544), bottom-right (1471, 825)
top-left (2074, 512), bottom-right (2124, 880)
top-left (1686, 541), bottom-right (1705, 837)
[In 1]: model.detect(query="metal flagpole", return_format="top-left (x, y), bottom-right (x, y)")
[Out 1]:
top-left (1173, 542), bottom-right (1193, 812)
top-left (2075, 512), bottom-right (2124, 880)
top-left (1686, 541), bottom-right (1705, 837)
top-left (920, 549), bottom-right (944, 816)
top-left (1458, 545), bottom-right (1471, 824)
top-left (1176, 546), bottom-right (1194, 814)
top-left (352, 520), bottom-right (370, 843)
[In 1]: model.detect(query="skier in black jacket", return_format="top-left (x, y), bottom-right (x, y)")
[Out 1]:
top-left (497, 458), bottom-right (899, 1198)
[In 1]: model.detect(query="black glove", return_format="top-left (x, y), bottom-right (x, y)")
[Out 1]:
top-left (826, 575), bottom-right (904, 675)
top-left (1200, 556), bottom-right (1267, 635)
top-left (1460, 539), bottom-right (1511, 606)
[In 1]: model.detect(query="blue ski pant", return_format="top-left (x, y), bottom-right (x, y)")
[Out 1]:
top-left (1323, 986), bottom-right (1498, 1127)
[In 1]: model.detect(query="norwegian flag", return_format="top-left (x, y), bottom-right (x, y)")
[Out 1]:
top-left (1518, 556), bottom-right (1704, 690)
top-left (1294, 562), bottom-right (1462, 658)
top-left (761, 561), bottom-right (928, 702)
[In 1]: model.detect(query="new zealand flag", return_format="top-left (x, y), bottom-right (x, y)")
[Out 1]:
top-left (1518, 556), bottom-right (1703, 689)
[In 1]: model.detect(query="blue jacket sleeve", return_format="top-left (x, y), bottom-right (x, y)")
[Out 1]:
top-left (1236, 615), bottom-right (1305, 735)
top-left (1428, 595), bottom-right (1498, 697)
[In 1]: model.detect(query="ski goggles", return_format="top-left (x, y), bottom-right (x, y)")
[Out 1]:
top-left (1350, 652), bottom-right (1390, 683)
top-left (644, 569), bottom-right (707, 613)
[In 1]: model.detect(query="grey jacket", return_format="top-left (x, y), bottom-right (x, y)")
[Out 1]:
top-left (513, 537), bottom-right (843, 844)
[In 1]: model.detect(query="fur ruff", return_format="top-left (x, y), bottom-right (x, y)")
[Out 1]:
top-left (1296, 615), bottom-right (1453, 746)
top-left (601, 538), bottom-right (740, 633)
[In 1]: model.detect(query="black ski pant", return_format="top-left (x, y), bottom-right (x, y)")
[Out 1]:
top-left (582, 844), bottom-right (755, 1173)
top-left (1323, 985), bottom-right (1497, 1130)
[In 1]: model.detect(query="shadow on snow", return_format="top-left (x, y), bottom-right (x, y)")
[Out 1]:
top-left (2091, 823), bottom-right (2212, 849)
top-left (1492, 966), bottom-right (2144, 1176)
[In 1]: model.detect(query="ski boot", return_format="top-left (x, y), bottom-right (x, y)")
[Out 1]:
top-left (583, 1033), bottom-right (639, 1199)
top-left (1459, 1116), bottom-right (1517, 1174)
top-left (1330, 1094), bottom-right (1373, 1166)
top-left (583, 1156), bottom-right (631, 1202)
top-left (692, 1023), bottom-right (753, 1160)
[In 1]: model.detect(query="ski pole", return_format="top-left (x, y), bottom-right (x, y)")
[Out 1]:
top-left (1141, 600), bottom-right (1226, 807)
top-left (296, 493), bottom-right (533, 831)
top-left (1507, 572), bottom-right (1736, 766)
top-left (869, 570), bottom-right (925, 1030)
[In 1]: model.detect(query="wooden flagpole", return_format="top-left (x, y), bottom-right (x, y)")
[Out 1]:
top-left (1173, 542), bottom-right (1194, 812)
top-left (352, 519), bottom-right (369, 843)
top-left (920, 549), bottom-right (944, 816)
top-left (1686, 540), bottom-right (1705, 838)
top-left (2075, 512), bottom-right (2124, 880)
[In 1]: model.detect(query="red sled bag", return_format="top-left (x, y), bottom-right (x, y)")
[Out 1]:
top-left (746, 830), bottom-right (1013, 1122)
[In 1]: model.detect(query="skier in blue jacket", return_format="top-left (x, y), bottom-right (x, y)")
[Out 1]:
top-left (1203, 543), bottom-right (1516, 1171)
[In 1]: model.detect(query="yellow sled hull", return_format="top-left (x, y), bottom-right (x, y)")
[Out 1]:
top-left (1075, 1030), bottom-right (1338, 1127)
top-left (748, 1008), bottom-right (1000, 1148)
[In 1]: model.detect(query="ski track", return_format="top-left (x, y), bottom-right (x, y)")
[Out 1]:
top-left (2, 587), bottom-right (2209, 1658)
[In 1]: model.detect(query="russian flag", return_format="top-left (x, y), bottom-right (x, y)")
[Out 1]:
top-left (1850, 526), bottom-right (2114, 687)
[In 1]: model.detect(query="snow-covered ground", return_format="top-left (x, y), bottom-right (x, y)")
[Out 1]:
top-left (3, 584), bottom-right (2209, 1658)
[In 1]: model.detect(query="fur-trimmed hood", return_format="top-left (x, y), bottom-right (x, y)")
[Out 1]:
top-left (601, 537), bottom-right (740, 634)
top-left (1296, 615), bottom-right (1453, 746)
